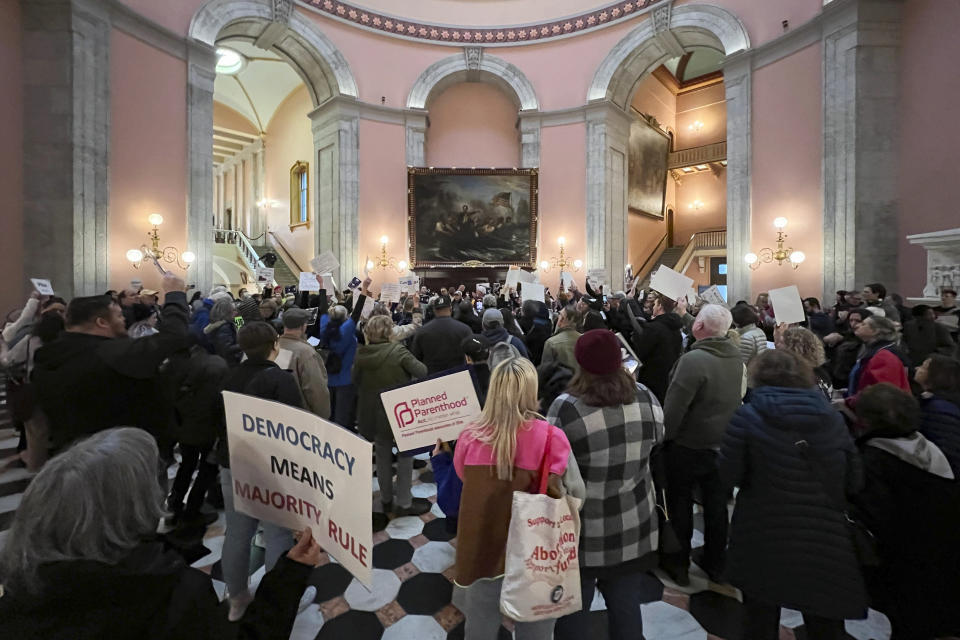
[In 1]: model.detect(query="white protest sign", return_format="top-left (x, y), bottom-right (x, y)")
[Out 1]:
top-left (520, 281), bottom-right (546, 303)
top-left (30, 279), bottom-right (55, 296)
top-left (700, 284), bottom-right (726, 305)
top-left (321, 274), bottom-right (337, 292)
top-left (768, 285), bottom-right (806, 325)
top-left (275, 348), bottom-right (293, 370)
top-left (360, 296), bottom-right (376, 319)
top-left (560, 271), bottom-right (576, 290)
top-left (398, 276), bottom-right (420, 293)
top-left (649, 265), bottom-right (694, 302)
top-left (505, 268), bottom-right (523, 289)
top-left (255, 267), bottom-right (275, 284)
top-left (307, 336), bottom-right (321, 347)
top-left (222, 391), bottom-right (373, 585)
top-left (380, 283), bottom-right (402, 304)
top-left (380, 369), bottom-right (482, 452)
top-left (298, 272), bottom-right (321, 291)
top-left (517, 270), bottom-right (537, 284)
top-left (587, 268), bottom-right (607, 287)
top-left (310, 251), bottom-right (340, 276)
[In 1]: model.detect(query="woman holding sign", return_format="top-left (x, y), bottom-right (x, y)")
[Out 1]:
top-left (352, 315), bottom-right (428, 517)
top-left (453, 357), bottom-right (572, 640)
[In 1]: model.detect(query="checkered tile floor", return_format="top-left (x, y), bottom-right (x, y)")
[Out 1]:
top-left (0, 382), bottom-right (896, 639)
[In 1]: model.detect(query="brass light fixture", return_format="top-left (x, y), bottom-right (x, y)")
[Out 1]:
top-left (744, 217), bottom-right (806, 270)
top-left (538, 236), bottom-right (583, 272)
top-left (126, 214), bottom-right (195, 271)
top-left (365, 235), bottom-right (408, 273)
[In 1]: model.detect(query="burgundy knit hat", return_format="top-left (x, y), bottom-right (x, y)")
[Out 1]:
top-left (574, 329), bottom-right (623, 375)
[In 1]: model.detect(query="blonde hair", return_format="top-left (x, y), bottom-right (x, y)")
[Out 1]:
top-left (363, 315), bottom-right (394, 344)
top-left (468, 357), bottom-right (542, 481)
top-left (780, 326), bottom-right (826, 366)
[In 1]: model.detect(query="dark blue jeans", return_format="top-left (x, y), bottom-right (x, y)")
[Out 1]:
top-left (554, 566), bottom-right (662, 640)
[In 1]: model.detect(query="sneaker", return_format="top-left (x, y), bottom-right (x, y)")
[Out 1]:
top-left (393, 501), bottom-right (431, 517)
top-left (298, 586), bottom-right (317, 613)
top-left (228, 590), bottom-right (254, 622)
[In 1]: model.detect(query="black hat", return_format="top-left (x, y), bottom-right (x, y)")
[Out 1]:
top-left (434, 294), bottom-right (453, 309)
top-left (461, 334), bottom-right (492, 361)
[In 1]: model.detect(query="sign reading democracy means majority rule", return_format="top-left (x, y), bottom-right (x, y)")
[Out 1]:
top-left (380, 369), bottom-right (482, 452)
top-left (222, 391), bottom-right (373, 586)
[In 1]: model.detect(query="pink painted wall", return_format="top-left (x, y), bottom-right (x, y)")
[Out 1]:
top-left (675, 83), bottom-right (726, 150)
top-left (116, 0), bottom-right (199, 40)
top-left (678, 0), bottom-right (822, 49)
top-left (359, 119), bottom-right (408, 286)
top-left (0, 0), bottom-right (23, 316)
top-left (898, 0), bottom-right (960, 297)
top-left (675, 171), bottom-right (725, 243)
top-left (683, 256), bottom-right (711, 290)
top-left (214, 101), bottom-right (259, 134)
top-left (539, 124), bottom-right (587, 293)
top-left (109, 30), bottom-right (187, 292)
top-left (263, 86), bottom-right (315, 272)
top-left (750, 43), bottom-right (822, 299)
top-left (426, 83), bottom-right (520, 167)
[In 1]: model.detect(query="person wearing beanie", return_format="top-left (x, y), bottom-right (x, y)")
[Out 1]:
top-left (480, 308), bottom-right (529, 358)
top-left (549, 329), bottom-right (665, 640)
top-left (411, 294), bottom-right (473, 374)
top-left (661, 303), bottom-right (745, 586)
top-left (277, 307), bottom-right (330, 419)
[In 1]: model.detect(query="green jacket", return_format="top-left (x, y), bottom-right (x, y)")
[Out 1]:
top-left (663, 336), bottom-right (745, 450)
top-left (352, 341), bottom-right (427, 441)
top-left (541, 328), bottom-right (580, 371)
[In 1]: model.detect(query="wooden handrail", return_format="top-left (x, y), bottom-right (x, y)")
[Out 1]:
top-left (673, 228), bottom-right (727, 275)
top-left (267, 231), bottom-right (306, 274)
top-left (635, 233), bottom-right (668, 281)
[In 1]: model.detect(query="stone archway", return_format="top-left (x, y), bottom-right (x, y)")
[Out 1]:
top-left (187, 0), bottom-right (359, 291)
top-left (585, 2), bottom-right (751, 301)
top-left (404, 47), bottom-right (541, 168)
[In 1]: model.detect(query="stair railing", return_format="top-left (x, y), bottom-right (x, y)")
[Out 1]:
top-left (672, 228), bottom-right (727, 277)
top-left (213, 228), bottom-right (276, 288)
top-left (634, 233), bottom-right (669, 285)
top-left (267, 231), bottom-right (306, 275)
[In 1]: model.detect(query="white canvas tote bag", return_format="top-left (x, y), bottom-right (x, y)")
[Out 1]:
top-left (499, 430), bottom-right (583, 622)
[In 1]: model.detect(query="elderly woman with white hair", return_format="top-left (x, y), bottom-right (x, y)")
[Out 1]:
top-left (319, 302), bottom-right (364, 429)
top-left (203, 296), bottom-right (242, 365)
top-left (660, 303), bottom-right (745, 586)
top-left (0, 428), bottom-right (321, 639)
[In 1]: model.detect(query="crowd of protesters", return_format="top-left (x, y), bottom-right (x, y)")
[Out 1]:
top-left (1, 267), bottom-right (958, 639)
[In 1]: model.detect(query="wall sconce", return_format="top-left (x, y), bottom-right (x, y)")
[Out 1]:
top-left (365, 235), bottom-right (407, 273)
top-left (127, 213), bottom-right (195, 271)
top-left (688, 120), bottom-right (704, 134)
top-left (744, 217), bottom-right (806, 270)
top-left (689, 200), bottom-right (704, 211)
top-left (539, 236), bottom-right (583, 272)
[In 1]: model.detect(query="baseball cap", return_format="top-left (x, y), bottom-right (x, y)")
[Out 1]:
top-left (282, 307), bottom-right (311, 329)
top-left (482, 308), bottom-right (504, 328)
top-left (434, 294), bottom-right (453, 309)
top-left (140, 289), bottom-right (158, 297)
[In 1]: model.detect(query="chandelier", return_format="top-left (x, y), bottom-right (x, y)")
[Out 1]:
top-left (365, 235), bottom-right (408, 273)
top-left (538, 237), bottom-right (583, 272)
top-left (126, 214), bottom-right (195, 271)
top-left (744, 217), bottom-right (805, 270)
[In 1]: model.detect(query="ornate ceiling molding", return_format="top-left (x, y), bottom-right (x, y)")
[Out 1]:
top-left (296, 0), bottom-right (666, 46)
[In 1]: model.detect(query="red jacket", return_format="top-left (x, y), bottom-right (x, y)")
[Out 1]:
top-left (845, 346), bottom-right (910, 409)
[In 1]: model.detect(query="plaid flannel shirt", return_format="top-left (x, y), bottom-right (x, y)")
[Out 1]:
top-left (546, 384), bottom-right (664, 568)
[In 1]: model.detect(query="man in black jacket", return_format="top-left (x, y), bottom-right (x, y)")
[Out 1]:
top-left (32, 272), bottom-right (191, 453)
top-left (631, 295), bottom-right (684, 404)
top-left (411, 295), bottom-right (472, 374)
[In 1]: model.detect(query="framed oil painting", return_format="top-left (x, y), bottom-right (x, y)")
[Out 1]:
top-left (627, 114), bottom-right (671, 219)
top-left (408, 168), bottom-right (538, 268)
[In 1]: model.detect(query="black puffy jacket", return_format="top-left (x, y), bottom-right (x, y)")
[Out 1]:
top-left (718, 386), bottom-right (868, 620)
top-left (919, 393), bottom-right (960, 477)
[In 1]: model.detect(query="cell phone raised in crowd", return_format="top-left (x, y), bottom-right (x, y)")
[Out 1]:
top-left (475, 300), bottom-right (483, 312)
top-left (348, 277), bottom-right (362, 290)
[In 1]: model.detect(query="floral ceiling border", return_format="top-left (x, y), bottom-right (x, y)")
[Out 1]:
top-left (296, 0), bottom-right (665, 46)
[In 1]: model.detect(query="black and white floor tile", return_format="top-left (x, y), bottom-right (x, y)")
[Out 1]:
top-left (0, 382), bottom-right (898, 639)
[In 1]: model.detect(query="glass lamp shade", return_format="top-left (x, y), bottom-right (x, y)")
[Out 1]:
top-left (181, 251), bottom-right (196, 264)
top-left (126, 249), bottom-right (143, 263)
top-left (744, 252), bottom-right (759, 265)
top-left (773, 217), bottom-right (788, 229)
top-left (148, 213), bottom-right (164, 226)
top-left (789, 251), bottom-right (806, 264)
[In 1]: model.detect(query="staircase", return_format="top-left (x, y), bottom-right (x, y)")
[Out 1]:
top-left (636, 245), bottom-right (687, 290)
top-left (252, 245), bottom-right (298, 288)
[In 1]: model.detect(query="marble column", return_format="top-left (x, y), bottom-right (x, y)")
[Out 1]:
top-left (723, 51), bottom-right (753, 303)
top-left (21, 0), bottom-right (110, 299)
top-left (584, 102), bottom-right (631, 289)
top-left (309, 100), bottom-right (360, 285)
top-left (186, 42), bottom-right (216, 294)
top-left (822, 0), bottom-right (903, 295)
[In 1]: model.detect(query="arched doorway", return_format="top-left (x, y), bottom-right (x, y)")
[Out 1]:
top-left (186, 0), bottom-right (359, 293)
top-left (586, 3), bottom-right (751, 301)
